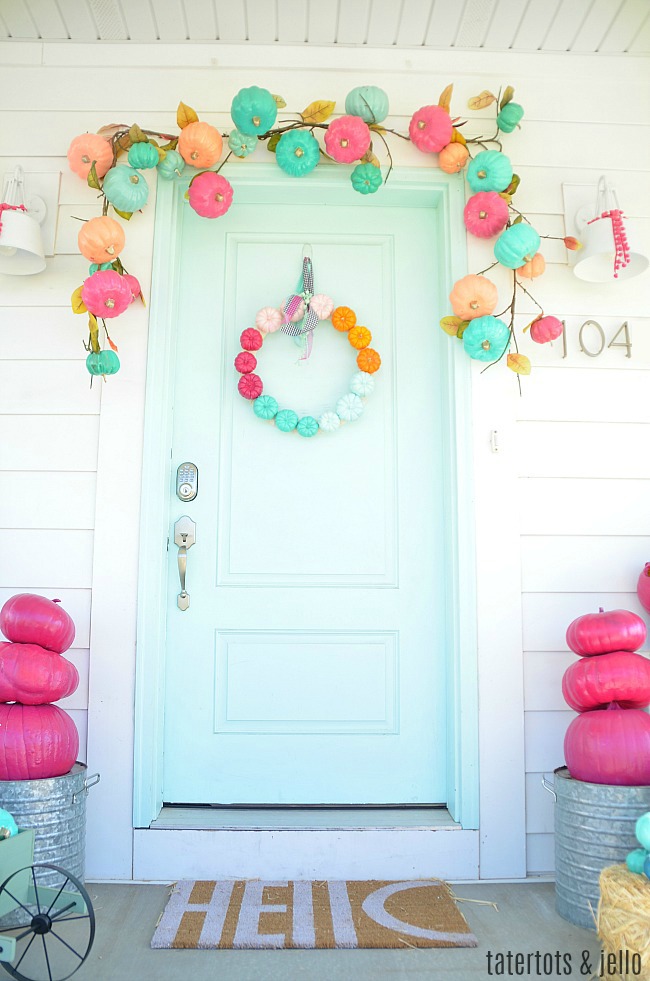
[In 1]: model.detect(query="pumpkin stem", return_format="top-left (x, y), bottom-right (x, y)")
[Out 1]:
top-left (599, 607), bottom-right (604, 613)
top-left (52, 599), bottom-right (61, 604)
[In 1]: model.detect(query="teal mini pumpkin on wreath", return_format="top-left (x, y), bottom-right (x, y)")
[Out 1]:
top-left (102, 165), bottom-right (149, 213)
top-left (275, 130), bottom-right (320, 177)
top-left (127, 142), bottom-right (160, 170)
top-left (351, 163), bottom-right (383, 195)
top-left (156, 149), bottom-right (185, 180)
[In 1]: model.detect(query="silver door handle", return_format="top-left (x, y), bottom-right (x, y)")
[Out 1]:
top-left (174, 516), bottom-right (196, 611)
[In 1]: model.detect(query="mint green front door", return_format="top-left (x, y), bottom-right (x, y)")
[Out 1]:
top-left (162, 180), bottom-right (448, 804)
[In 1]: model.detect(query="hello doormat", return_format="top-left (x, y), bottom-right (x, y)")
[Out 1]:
top-left (151, 879), bottom-right (478, 949)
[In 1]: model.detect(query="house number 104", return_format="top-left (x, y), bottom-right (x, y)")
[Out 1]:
top-left (562, 320), bottom-right (632, 359)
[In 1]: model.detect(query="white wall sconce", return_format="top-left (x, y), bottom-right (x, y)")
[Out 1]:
top-left (563, 178), bottom-right (649, 283)
top-left (0, 167), bottom-right (60, 276)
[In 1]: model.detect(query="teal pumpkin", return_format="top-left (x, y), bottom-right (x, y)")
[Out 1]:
top-left (297, 416), bottom-right (319, 438)
top-left (462, 315), bottom-right (510, 362)
top-left (127, 142), bottom-right (160, 170)
top-left (254, 395), bottom-right (278, 420)
top-left (627, 848), bottom-right (649, 874)
top-left (496, 102), bottom-right (524, 134)
top-left (275, 130), bottom-right (320, 177)
top-left (351, 163), bottom-right (383, 195)
top-left (494, 224), bottom-right (541, 268)
top-left (345, 85), bottom-right (389, 124)
top-left (89, 262), bottom-right (113, 274)
top-left (228, 130), bottom-right (258, 158)
top-left (231, 86), bottom-right (277, 136)
top-left (102, 166), bottom-right (149, 213)
top-left (157, 150), bottom-right (185, 180)
top-left (275, 409), bottom-right (298, 432)
top-left (467, 150), bottom-right (513, 193)
top-left (86, 350), bottom-right (121, 376)
top-left (0, 807), bottom-right (18, 838)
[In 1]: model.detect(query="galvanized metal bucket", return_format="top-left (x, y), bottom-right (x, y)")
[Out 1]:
top-left (0, 763), bottom-right (100, 888)
top-left (547, 766), bottom-right (650, 931)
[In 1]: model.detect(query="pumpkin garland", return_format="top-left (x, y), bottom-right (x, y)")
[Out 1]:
top-left (67, 82), bottom-right (577, 384)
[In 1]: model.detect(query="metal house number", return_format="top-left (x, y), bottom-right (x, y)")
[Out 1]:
top-left (561, 320), bottom-right (632, 359)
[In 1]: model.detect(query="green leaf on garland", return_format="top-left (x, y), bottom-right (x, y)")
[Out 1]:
top-left (87, 163), bottom-right (101, 191)
top-left (161, 139), bottom-right (178, 151)
top-left (71, 286), bottom-right (87, 314)
top-left (440, 316), bottom-right (464, 336)
top-left (111, 256), bottom-right (125, 275)
top-left (507, 353), bottom-right (530, 376)
top-left (301, 100), bottom-right (335, 124)
top-left (512, 214), bottom-right (523, 225)
top-left (266, 132), bottom-right (281, 153)
top-left (505, 174), bottom-right (520, 195)
top-left (498, 192), bottom-right (512, 205)
top-left (184, 189), bottom-right (190, 200)
top-left (467, 90), bottom-right (496, 110)
top-left (129, 123), bottom-right (148, 144)
top-left (112, 207), bottom-right (133, 220)
top-left (177, 102), bottom-right (199, 129)
top-left (369, 123), bottom-right (387, 134)
top-left (156, 147), bottom-right (167, 163)
top-left (272, 94), bottom-right (287, 109)
top-left (500, 86), bottom-right (515, 110)
top-left (456, 321), bottom-right (470, 339)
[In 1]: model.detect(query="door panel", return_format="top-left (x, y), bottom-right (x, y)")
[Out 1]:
top-left (163, 194), bottom-right (447, 804)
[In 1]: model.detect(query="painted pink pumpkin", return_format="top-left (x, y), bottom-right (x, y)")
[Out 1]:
top-left (240, 328), bottom-right (263, 352)
top-left (449, 274), bottom-right (498, 321)
top-left (530, 316), bottom-right (563, 344)
top-left (0, 703), bottom-right (79, 780)
top-left (81, 270), bottom-right (132, 318)
top-left (564, 704), bottom-right (650, 785)
top-left (0, 594), bottom-right (75, 653)
top-left (255, 307), bottom-right (282, 333)
top-left (310, 294), bottom-right (335, 320)
top-left (187, 172), bottom-right (233, 219)
top-left (566, 607), bottom-right (646, 656)
top-left (122, 273), bottom-right (141, 302)
top-left (637, 562), bottom-right (650, 613)
top-left (463, 192), bottom-right (509, 239)
top-left (0, 642), bottom-right (79, 705)
top-left (238, 373), bottom-right (263, 399)
top-left (409, 106), bottom-right (453, 153)
top-left (234, 351), bottom-right (257, 374)
top-left (562, 650), bottom-right (650, 712)
top-left (324, 116), bottom-right (371, 164)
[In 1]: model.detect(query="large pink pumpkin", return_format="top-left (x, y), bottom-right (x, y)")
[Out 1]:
top-left (188, 172), bottom-right (234, 218)
top-left (463, 192), bottom-right (509, 239)
top-left (530, 315), bottom-right (563, 344)
top-left (81, 269), bottom-right (132, 319)
top-left (0, 643), bottom-right (79, 705)
top-left (0, 703), bottom-right (78, 780)
top-left (409, 105), bottom-right (453, 153)
top-left (324, 116), bottom-right (371, 164)
top-left (562, 650), bottom-right (650, 712)
top-left (564, 705), bottom-right (650, 785)
top-left (566, 607), bottom-right (646, 657)
top-left (637, 563), bottom-right (650, 613)
top-left (0, 594), bottom-right (75, 654)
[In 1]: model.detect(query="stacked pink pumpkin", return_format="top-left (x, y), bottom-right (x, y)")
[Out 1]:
top-left (563, 607), bottom-right (650, 786)
top-left (0, 594), bottom-right (79, 780)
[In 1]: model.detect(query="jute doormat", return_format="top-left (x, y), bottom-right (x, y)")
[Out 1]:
top-left (151, 879), bottom-right (478, 949)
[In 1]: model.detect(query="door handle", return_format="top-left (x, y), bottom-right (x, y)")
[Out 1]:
top-left (174, 516), bottom-right (196, 611)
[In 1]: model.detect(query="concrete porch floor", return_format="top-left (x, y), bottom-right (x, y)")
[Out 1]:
top-left (64, 880), bottom-right (601, 981)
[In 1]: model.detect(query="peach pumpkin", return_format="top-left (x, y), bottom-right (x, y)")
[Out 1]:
top-left (67, 133), bottom-right (113, 180)
top-left (77, 216), bottom-right (126, 264)
top-left (449, 275), bottom-right (498, 321)
top-left (178, 121), bottom-right (223, 168)
top-left (438, 143), bottom-right (469, 174)
top-left (518, 252), bottom-right (546, 279)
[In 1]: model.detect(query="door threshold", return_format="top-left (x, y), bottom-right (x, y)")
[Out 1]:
top-left (150, 805), bottom-right (460, 831)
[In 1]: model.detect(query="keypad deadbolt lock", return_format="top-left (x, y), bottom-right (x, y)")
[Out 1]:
top-left (176, 462), bottom-right (198, 502)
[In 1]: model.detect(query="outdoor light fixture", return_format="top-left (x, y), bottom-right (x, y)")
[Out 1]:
top-left (0, 166), bottom-right (48, 275)
top-left (572, 176), bottom-right (649, 283)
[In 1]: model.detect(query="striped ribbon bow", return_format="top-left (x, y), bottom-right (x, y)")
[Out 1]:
top-left (281, 256), bottom-right (319, 359)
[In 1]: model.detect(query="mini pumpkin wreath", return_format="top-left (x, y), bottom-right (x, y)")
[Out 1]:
top-left (234, 256), bottom-right (381, 436)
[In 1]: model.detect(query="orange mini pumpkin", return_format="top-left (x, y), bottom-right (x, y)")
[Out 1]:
top-left (438, 143), bottom-right (469, 174)
top-left (449, 274), bottom-right (498, 321)
top-left (177, 121), bottom-right (223, 168)
top-left (78, 216), bottom-right (126, 264)
top-left (67, 133), bottom-right (114, 179)
top-left (348, 326), bottom-right (371, 349)
top-left (332, 306), bottom-right (357, 332)
top-left (517, 252), bottom-right (546, 279)
top-left (357, 348), bottom-right (381, 373)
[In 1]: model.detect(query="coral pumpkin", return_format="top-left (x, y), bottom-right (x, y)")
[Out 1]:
top-left (566, 607), bottom-right (647, 657)
top-left (564, 705), bottom-right (650, 786)
top-left (449, 274), bottom-right (498, 321)
top-left (438, 143), bottom-right (469, 174)
top-left (77, 216), bottom-right (125, 265)
top-left (178, 121), bottom-right (223, 168)
top-left (67, 133), bottom-right (113, 180)
top-left (0, 703), bottom-right (79, 780)
top-left (0, 643), bottom-right (79, 705)
top-left (518, 252), bottom-right (546, 279)
top-left (562, 650), bottom-right (650, 712)
top-left (0, 594), bottom-right (75, 654)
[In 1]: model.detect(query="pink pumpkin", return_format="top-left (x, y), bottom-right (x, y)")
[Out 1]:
top-left (566, 607), bottom-right (646, 657)
top-left (409, 106), bottom-right (453, 153)
top-left (637, 563), bottom-right (650, 613)
top-left (562, 650), bottom-right (650, 712)
top-left (564, 704), bottom-right (650, 785)
top-left (324, 116), bottom-right (371, 164)
top-left (463, 192), bottom-right (509, 239)
top-left (238, 373), bottom-right (263, 399)
top-left (81, 270), bottom-right (132, 318)
top-left (0, 643), bottom-right (79, 705)
top-left (122, 273), bottom-right (141, 302)
top-left (0, 703), bottom-right (78, 780)
top-left (188, 172), bottom-right (233, 218)
top-left (0, 594), bottom-right (75, 654)
top-left (530, 316), bottom-right (563, 344)
top-left (240, 328), bottom-right (263, 352)
top-left (234, 351), bottom-right (257, 374)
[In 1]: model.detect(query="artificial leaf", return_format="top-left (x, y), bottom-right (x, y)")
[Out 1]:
top-left (522, 315), bottom-right (543, 334)
top-left (438, 83), bottom-right (453, 113)
top-left (87, 163), bottom-right (101, 191)
top-left (505, 174), bottom-right (520, 195)
top-left (111, 257), bottom-right (124, 275)
top-left (266, 132), bottom-right (281, 153)
top-left (71, 286), bottom-right (87, 315)
top-left (156, 147), bottom-right (167, 163)
top-left (500, 86), bottom-right (515, 110)
top-left (148, 138), bottom-right (159, 148)
top-left (507, 353), bottom-right (531, 375)
top-left (512, 214), bottom-right (523, 225)
top-left (96, 123), bottom-right (128, 139)
top-left (564, 236), bottom-right (583, 251)
top-left (107, 335), bottom-right (119, 353)
top-left (88, 314), bottom-right (100, 353)
top-left (184, 190), bottom-right (190, 200)
top-left (456, 321), bottom-right (469, 339)
top-left (272, 94), bottom-right (287, 109)
top-left (369, 123), bottom-right (387, 134)
top-left (467, 90), bottom-right (496, 110)
top-left (440, 316), bottom-right (463, 336)
top-left (139, 290), bottom-right (147, 308)
top-left (364, 151), bottom-right (381, 168)
top-left (301, 100), bottom-right (335, 124)
top-left (177, 101), bottom-right (199, 129)
top-left (112, 207), bottom-right (133, 220)
top-left (129, 123), bottom-right (148, 144)
top-left (115, 133), bottom-right (132, 154)
top-left (498, 192), bottom-right (512, 205)
top-left (450, 127), bottom-right (467, 145)
top-left (161, 139), bottom-right (178, 151)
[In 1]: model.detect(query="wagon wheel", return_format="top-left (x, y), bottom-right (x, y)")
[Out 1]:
top-left (0, 864), bottom-right (94, 981)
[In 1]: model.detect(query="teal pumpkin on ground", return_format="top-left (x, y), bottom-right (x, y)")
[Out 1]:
top-left (497, 102), bottom-right (524, 133)
top-left (494, 223), bottom-right (541, 268)
top-left (127, 142), bottom-right (160, 170)
top-left (275, 130), bottom-right (320, 177)
top-left (228, 130), bottom-right (258, 158)
top-left (102, 166), bottom-right (149, 213)
top-left (351, 163), bottom-right (383, 195)
top-left (467, 150), bottom-right (513, 193)
top-left (157, 150), bottom-right (185, 180)
top-left (231, 86), bottom-right (278, 136)
top-left (462, 315), bottom-right (510, 362)
top-left (86, 350), bottom-right (121, 376)
top-left (345, 85), bottom-right (389, 124)
top-left (627, 847), bottom-right (648, 874)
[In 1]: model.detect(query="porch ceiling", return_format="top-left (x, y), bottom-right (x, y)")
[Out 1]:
top-left (0, 0), bottom-right (648, 54)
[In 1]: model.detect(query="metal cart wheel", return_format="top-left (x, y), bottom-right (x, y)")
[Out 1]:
top-left (0, 864), bottom-right (95, 981)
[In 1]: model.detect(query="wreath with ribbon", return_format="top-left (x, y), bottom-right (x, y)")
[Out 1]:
top-left (234, 255), bottom-right (381, 436)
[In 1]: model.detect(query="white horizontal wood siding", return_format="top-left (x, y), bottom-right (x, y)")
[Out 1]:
top-left (0, 42), bottom-right (648, 879)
